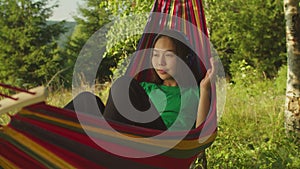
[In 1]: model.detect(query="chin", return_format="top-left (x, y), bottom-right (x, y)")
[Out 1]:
top-left (159, 76), bottom-right (173, 81)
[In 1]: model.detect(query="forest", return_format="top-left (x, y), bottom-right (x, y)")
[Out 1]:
top-left (0, 0), bottom-right (299, 168)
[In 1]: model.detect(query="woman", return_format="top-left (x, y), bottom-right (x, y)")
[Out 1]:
top-left (65, 29), bottom-right (214, 131)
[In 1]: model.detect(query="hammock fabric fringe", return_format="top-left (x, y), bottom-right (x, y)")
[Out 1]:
top-left (1, 0), bottom-right (217, 168)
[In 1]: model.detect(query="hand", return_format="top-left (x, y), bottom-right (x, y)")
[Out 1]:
top-left (196, 58), bottom-right (216, 127)
top-left (200, 57), bottom-right (216, 92)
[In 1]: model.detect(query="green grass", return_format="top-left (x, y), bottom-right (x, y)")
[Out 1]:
top-left (195, 80), bottom-right (300, 168)
top-left (46, 81), bottom-right (111, 108)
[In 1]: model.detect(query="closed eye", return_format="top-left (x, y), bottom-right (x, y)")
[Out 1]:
top-left (152, 53), bottom-right (159, 57)
top-left (165, 52), bottom-right (175, 57)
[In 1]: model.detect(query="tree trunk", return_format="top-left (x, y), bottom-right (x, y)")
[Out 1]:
top-left (284, 0), bottom-right (300, 139)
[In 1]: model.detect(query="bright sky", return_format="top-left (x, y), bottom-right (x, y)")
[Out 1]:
top-left (49, 0), bottom-right (84, 21)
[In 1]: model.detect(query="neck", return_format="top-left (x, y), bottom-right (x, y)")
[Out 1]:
top-left (163, 79), bottom-right (177, 86)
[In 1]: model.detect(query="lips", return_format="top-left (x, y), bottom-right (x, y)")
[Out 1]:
top-left (157, 69), bottom-right (167, 74)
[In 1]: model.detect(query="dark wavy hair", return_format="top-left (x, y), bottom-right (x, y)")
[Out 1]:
top-left (135, 29), bottom-right (204, 86)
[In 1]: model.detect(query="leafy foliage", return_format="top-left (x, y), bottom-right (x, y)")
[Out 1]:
top-left (64, 0), bottom-right (153, 85)
top-left (0, 0), bottom-right (66, 88)
top-left (205, 0), bottom-right (286, 80)
top-left (103, 0), bottom-right (153, 81)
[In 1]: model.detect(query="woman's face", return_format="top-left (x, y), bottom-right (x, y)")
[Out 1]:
top-left (152, 36), bottom-right (178, 82)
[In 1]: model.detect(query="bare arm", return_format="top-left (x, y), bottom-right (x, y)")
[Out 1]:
top-left (196, 88), bottom-right (211, 127)
top-left (196, 58), bottom-right (215, 127)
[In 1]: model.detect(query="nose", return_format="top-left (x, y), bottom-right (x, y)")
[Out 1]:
top-left (158, 55), bottom-right (166, 66)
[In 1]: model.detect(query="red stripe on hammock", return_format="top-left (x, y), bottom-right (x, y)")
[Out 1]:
top-left (27, 103), bottom-right (168, 137)
top-left (10, 119), bottom-right (158, 168)
top-left (27, 102), bottom-right (216, 139)
top-left (177, 0), bottom-right (183, 31)
top-left (10, 126), bottom-right (105, 169)
top-left (0, 140), bottom-right (47, 169)
top-left (11, 115), bottom-right (198, 169)
top-left (198, 0), bottom-right (208, 36)
top-left (13, 115), bottom-right (146, 155)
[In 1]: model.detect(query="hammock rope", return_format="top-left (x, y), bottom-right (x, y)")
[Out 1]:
top-left (0, 85), bottom-right (47, 115)
top-left (0, 93), bottom-right (18, 101)
top-left (0, 83), bottom-right (36, 95)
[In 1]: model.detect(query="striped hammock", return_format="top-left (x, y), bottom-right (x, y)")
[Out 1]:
top-left (0, 0), bottom-right (217, 168)
top-left (1, 102), bottom-right (216, 169)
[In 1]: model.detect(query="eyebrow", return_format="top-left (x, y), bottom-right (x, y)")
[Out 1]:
top-left (153, 49), bottom-right (176, 53)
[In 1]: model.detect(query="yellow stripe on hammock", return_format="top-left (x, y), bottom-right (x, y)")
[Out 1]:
top-left (20, 109), bottom-right (216, 150)
top-left (0, 156), bottom-right (20, 169)
top-left (182, 0), bottom-right (187, 34)
top-left (192, 0), bottom-right (204, 44)
top-left (168, 0), bottom-right (175, 28)
top-left (3, 127), bottom-right (75, 169)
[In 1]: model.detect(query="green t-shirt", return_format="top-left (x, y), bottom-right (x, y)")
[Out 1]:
top-left (139, 82), bottom-right (199, 130)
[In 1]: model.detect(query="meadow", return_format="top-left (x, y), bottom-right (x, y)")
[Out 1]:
top-left (193, 66), bottom-right (300, 168)
top-left (199, 81), bottom-right (299, 168)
